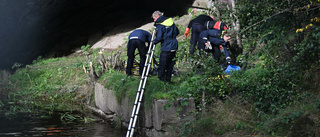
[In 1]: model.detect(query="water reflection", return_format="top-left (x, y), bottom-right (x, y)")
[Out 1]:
top-left (0, 113), bottom-right (125, 136)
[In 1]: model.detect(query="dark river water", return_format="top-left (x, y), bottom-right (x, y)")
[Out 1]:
top-left (0, 112), bottom-right (125, 136)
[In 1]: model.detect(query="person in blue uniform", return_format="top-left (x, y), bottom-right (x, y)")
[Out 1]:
top-left (184, 14), bottom-right (215, 55)
top-left (152, 11), bottom-right (179, 82)
top-left (126, 29), bottom-right (152, 76)
top-left (198, 21), bottom-right (231, 63)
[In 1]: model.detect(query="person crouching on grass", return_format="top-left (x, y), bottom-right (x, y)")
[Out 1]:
top-left (126, 29), bottom-right (152, 76)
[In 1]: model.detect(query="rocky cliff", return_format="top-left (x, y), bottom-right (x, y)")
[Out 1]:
top-left (0, 0), bottom-right (194, 70)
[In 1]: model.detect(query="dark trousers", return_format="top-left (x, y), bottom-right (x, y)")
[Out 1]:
top-left (190, 23), bottom-right (206, 55)
top-left (209, 45), bottom-right (221, 62)
top-left (198, 41), bottom-right (221, 62)
top-left (158, 51), bottom-right (176, 82)
top-left (126, 39), bottom-right (147, 76)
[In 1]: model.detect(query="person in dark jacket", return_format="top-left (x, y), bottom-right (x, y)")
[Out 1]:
top-left (184, 14), bottom-right (215, 55)
top-left (126, 29), bottom-right (152, 76)
top-left (152, 11), bottom-right (179, 82)
top-left (198, 22), bottom-right (231, 63)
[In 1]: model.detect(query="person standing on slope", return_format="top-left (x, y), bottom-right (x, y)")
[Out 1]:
top-left (152, 10), bottom-right (179, 83)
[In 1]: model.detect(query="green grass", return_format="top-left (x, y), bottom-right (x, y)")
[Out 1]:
top-left (3, 55), bottom-right (92, 115)
top-left (99, 71), bottom-right (173, 109)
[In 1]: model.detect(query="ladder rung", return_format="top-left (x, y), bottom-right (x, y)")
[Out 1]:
top-left (127, 28), bottom-right (156, 137)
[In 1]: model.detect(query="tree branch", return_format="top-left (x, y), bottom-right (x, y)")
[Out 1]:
top-left (239, 9), bottom-right (289, 34)
top-left (240, 4), bottom-right (320, 34)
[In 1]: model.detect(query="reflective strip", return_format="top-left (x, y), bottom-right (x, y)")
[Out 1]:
top-left (130, 37), bottom-right (139, 40)
top-left (221, 31), bottom-right (226, 38)
top-left (206, 21), bottom-right (210, 30)
top-left (213, 21), bottom-right (221, 30)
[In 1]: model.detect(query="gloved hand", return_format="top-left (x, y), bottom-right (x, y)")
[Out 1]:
top-left (205, 41), bottom-right (212, 50)
top-left (226, 57), bottom-right (231, 64)
top-left (184, 28), bottom-right (190, 38)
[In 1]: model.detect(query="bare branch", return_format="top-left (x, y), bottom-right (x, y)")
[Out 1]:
top-left (240, 4), bottom-right (320, 34)
top-left (239, 9), bottom-right (289, 34)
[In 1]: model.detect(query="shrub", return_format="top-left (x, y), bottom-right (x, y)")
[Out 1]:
top-left (229, 66), bottom-right (298, 114)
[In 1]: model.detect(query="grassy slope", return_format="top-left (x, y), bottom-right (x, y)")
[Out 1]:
top-left (0, 55), bottom-right (94, 115)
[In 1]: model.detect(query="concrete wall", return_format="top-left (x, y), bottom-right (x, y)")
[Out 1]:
top-left (95, 83), bottom-right (195, 136)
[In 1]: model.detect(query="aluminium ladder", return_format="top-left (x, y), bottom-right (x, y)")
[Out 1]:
top-left (126, 28), bottom-right (156, 137)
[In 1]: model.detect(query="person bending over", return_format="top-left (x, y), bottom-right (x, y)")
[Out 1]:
top-left (126, 29), bottom-right (152, 76)
top-left (198, 22), bottom-right (231, 63)
top-left (184, 14), bottom-right (214, 55)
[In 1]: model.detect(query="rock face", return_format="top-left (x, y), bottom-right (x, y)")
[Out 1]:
top-left (95, 83), bottom-right (195, 136)
top-left (0, 0), bottom-right (194, 70)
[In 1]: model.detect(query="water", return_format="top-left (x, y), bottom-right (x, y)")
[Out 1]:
top-left (0, 112), bottom-right (125, 136)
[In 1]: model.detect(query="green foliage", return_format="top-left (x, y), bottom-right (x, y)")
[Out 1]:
top-left (280, 111), bottom-right (302, 125)
top-left (11, 63), bottom-right (23, 69)
top-left (221, 0), bottom-right (320, 116)
top-left (260, 93), bottom-right (320, 136)
top-left (0, 70), bottom-right (11, 100)
top-left (187, 8), bottom-right (193, 14)
top-left (3, 55), bottom-right (90, 116)
top-left (60, 112), bottom-right (77, 124)
top-left (81, 44), bottom-right (91, 55)
top-left (60, 111), bottom-right (94, 124)
top-left (229, 66), bottom-right (299, 114)
top-left (180, 116), bottom-right (231, 136)
top-left (292, 24), bottom-right (320, 71)
top-left (173, 16), bottom-right (180, 20)
top-left (237, 0), bottom-right (319, 63)
top-left (176, 31), bottom-right (191, 65)
top-left (144, 77), bottom-right (172, 107)
top-left (114, 116), bottom-right (122, 129)
top-left (100, 72), bottom-right (172, 109)
top-left (181, 117), bottom-right (214, 136)
top-left (101, 72), bottom-right (139, 103)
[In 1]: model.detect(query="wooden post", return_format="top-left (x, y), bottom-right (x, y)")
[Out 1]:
top-left (97, 50), bottom-right (107, 76)
top-left (85, 55), bottom-right (98, 83)
top-left (201, 90), bottom-right (206, 116)
top-left (98, 50), bottom-right (107, 71)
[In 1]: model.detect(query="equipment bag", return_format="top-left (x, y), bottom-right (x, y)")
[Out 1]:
top-left (225, 64), bottom-right (241, 74)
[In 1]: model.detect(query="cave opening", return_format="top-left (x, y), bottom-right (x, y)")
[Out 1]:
top-left (0, 0), bottom-right (195, 70)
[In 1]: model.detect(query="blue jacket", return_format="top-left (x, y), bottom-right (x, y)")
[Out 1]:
top-left (153, 16), bottom-right (179, 51)
top-left (127, 29), bottom-right (152, 48)
top-left (199, 29), bottom-right (230, 58)
top-left (187, 14), bottom-right (214, 29)
top-left (199, 29), bottom-right (226, 46)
